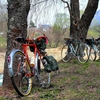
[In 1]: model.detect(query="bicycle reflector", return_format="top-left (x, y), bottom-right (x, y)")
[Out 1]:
top-left (7, 56), bottom-right (11, 64)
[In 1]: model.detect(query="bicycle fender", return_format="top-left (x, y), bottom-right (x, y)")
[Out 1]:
top-left (8, 49), bottom-right (23, 77)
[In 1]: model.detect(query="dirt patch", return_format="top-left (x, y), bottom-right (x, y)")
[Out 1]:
top-left (0, 86), bottom-right (15, 99)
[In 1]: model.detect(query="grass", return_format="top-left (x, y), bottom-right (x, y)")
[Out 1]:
top-left (28, 60), bottom-right (100, 100)
top-left (0, 36), bottom-right (6, 48)
top-left (87, 29), bottom-right (100, 38)
top-left (1, 60), bottom-right (99, 100)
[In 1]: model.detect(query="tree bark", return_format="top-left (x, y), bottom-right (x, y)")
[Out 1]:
top-left (70, 0), bottom-right (99, 39)
top-left (79, 0), bottom-right (99, 39)
top-left (3, 0), bottom-right (30, 88)
top-left (70, 0), bottom-right (80, 39)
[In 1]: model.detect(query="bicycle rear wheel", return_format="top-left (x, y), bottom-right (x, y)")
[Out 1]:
top-left (89, 47), bottom-right (96, 61)
top-left (39, 67), bottom-right (51, 88)
top-left (78, 43), bottom-right (89, 63)
top-left (36, 59), bottom-right (51, 88)
top-left (61, 45), bottom-right (71, 62)
top-left (11, 51), bottom-right (32, 96)
top-left (95, 45), bottom-right (100, 60)
top-left (34, 54), bottom-right (51, 88)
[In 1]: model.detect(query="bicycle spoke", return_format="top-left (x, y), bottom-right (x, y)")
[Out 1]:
top-left (11, 51), bottom-right (32, 96)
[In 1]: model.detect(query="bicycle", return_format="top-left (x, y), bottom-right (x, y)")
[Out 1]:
top-left (61, 38), bottom-right (90, 63)
top-left (86, 37), bottom-right (100, 61)
top-left (7, 33), bottom-right (51, 96)
top-left (95, 38), bottom-right (100, 60)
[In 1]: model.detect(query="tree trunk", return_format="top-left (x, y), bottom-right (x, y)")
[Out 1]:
top-left (79, 0), bottom-right (99, 39)
top-left (70, 0), bottom-right (99, 40)
top-left (70, 0), bottom-right (80, 39)
top-left (3, 0), bottom-right (30, 88)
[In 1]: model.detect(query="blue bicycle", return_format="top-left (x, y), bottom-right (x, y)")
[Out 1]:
top-left (61, 38), bottom-right (90, 63)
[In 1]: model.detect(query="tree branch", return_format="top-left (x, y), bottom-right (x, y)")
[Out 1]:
top-left (31, 0), bottom-right (48, 6)
top-left (61, 0), bottom-right (71, 15)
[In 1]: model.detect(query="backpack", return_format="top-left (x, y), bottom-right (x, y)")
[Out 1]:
top-left (42, 56), bottom-right (59, 73)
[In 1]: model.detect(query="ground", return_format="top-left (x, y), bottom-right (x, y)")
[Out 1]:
top-left (0, 48), bottom-right (100, 99)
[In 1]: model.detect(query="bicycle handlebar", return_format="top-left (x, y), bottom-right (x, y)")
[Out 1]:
top-left (15, 32), bottom-right (49, 44)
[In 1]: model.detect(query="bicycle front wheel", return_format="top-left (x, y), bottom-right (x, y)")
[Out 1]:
top-left (78, 43), bottom-right (89, 63)
top-left (61, 45), bottom-right (71, 62)
top-left (11, 51), bottom-right (32, 96)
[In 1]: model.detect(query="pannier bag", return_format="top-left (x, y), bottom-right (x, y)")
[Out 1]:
top-left (42, 55), bottom-right (59, 73)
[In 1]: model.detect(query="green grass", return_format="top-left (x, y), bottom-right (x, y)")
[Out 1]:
top-left (0, 36), bottom-right (6, 48)
top-left (21, 60), bottom-right (100, 100)
top-left (0, 36), bottom-right (6, 42)
top-left (1, 59), bottom-right (100, 99)
top-left (87, 29), bottom-right (100, 38)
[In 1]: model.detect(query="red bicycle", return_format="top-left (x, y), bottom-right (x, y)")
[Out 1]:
top-left (7, 33), bottom-right (51, 96)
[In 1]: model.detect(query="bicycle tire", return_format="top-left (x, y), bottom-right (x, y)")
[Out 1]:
top-left (39, 68), bottom-right (51, 88)
top-left (78, 43), bottom-right (89, 63)
top-left (34, 53), bottom-right (51, 88)
top-left (61, 45), bottom-right (71, 62)
top-left (11, 51), bottom-right (32, 96)
top-left (89, 47), bottom-right (97, 61)
top-left (95, 45), bottom-right (100, 60)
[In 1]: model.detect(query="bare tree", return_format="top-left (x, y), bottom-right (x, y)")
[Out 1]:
top-left (62, 0), bottom-right (99, 39)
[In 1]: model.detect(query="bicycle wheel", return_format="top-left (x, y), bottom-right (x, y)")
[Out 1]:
top-left (11, 51), bottom-right (32, 96)
top-left (95, 45), bottom-right (100, 60)
top-left (61, 45), bottom-right (71, 62)
top-left (34, 54), bottom-right (51, 88)
top-left (39, 66), bottom-right (51, 88)
top-left (78, 43), bottom-right (89, 63)
top-left (89, 47), bottom-right (96, 61)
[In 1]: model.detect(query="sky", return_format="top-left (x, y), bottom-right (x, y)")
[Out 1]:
top-left (1, 0), bottom-right (100, 26)
top-left (80, 0), bottom-right (100, 10)
top-left (28, 0), bottom-right (100, 26)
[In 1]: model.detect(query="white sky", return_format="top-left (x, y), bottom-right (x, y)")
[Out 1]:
top-left (1, 0), bottom-right (100, 26)
top-left (29, 0), bottom-right (100, 26)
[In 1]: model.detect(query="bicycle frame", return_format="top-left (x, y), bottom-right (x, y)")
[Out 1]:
top-left (69, 43), bottom-right (79, 56)
top-left (8, 39), bottom-right (42, 77)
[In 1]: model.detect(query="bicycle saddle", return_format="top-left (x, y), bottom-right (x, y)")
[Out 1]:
top-left (64, 38), bottom-right (70, 41)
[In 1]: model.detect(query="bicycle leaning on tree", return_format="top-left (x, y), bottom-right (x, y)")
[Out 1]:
top-left (61, 38), bottom-right (90, 63)
top-left (7, 33), bottom-right (58, 96)
top-left (86, 37), bottom-right (100, 61)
